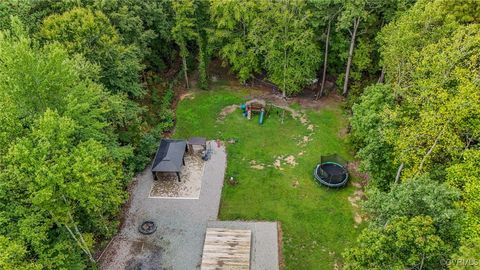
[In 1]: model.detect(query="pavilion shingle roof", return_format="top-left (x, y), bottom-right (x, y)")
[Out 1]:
top-left (151, 139), bottom-right (187, 173)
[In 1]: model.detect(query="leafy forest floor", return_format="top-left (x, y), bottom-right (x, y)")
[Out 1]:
top-left (174, 83), bottom-right (365, 269)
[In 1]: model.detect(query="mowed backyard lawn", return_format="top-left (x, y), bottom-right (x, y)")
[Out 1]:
top-left (174, 87), bottom-right (362, 269)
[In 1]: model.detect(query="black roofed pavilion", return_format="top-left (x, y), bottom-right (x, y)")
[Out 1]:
top-left (151, 139), bottom-right (188, 182)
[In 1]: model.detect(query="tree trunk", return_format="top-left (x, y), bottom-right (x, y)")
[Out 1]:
top-left (64, 224), bottom-right (94, 261)
top-left (419, 253), bottom-right (425, 270)
top-left (182, 56), bottom-right (189, 89)
top-left (342, 17), bottom-right (360, 96)
top-left (281, 3), bottom-right (290, 98)
top-left (283, 24), bottom-right (288, 98)
top-left (283, 48), bottom-right (287, 98)
top-left (316, 19), bottom-right (331, 100)
top-left (417, 125), bottom-right (446, 174)
top-left (60, 196), bottom-right (95, 263)
top-left (394, 163), bottom-right (404, 184)
top-left (197, 35), bottom-right (208, 90)
top-left (378, 66), bottom-right (385, 83)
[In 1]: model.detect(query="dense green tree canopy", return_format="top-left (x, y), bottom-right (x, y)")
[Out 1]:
top-left (344, 177), bottom-right (462, 269)
top-left (172, 0), bottom-right (197, 89)
top-left (0, 236), bottom-right (42, 270)
top-left (261, 0), bottom-right (321, 96)
top-left (352, 0), bottom-right (480, 186)
top-left (0, 19), bottom-right (128, 268)
top-left (344, 215), bottom-right (448, 270)
top-left (348, 0), bottom-right (480, 267)
top-left (39, 7), bottom-right (144, 97)
top-left (350, 84), bottom-right (397, 190)
top-left (209, 0), bottom-right (263, 83)
top-left (0, 20), bottom-right (118, 153)
top-left (211, 0), bottom-right (321, 96)
top-left (91, 0), bottom-right (174, 69)
top-left (364, 177), bottom-right (461, 243)
top-left (1, 0), bottom-right (479, 269)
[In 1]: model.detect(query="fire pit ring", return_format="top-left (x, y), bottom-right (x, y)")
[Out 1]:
top-left (138, 221), bottom-right (157, 235)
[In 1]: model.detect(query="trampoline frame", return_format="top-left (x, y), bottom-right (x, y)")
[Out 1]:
top-left (313, 161), bottom-right (349, 188)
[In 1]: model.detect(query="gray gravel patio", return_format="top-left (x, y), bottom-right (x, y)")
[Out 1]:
top-left (99, 140), bottom-right (280, 270)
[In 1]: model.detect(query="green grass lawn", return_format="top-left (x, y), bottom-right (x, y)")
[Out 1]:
top-left (174, 87), bottom-right (361, 269)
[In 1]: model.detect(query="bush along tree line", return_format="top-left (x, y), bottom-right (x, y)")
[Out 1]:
top-left (0, 0), bottom-right (478, 269)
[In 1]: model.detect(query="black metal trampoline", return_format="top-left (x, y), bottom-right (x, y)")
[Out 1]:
top-left (313, 155), bottom-right (348, 188)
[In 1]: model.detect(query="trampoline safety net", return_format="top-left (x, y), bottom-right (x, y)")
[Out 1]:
top-left (320, 154), bottom-right (347, 166)
top-left (314, 154), bottom-right (349, 188)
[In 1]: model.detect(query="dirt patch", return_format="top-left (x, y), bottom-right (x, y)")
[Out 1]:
top-left (124, 240), bottom-right (164, 270)
top-left (307, 124), bottom-right (314, 131)
top-left (205, 60), bottom-right (344, 113)
top-left (246, 98), bottom-right (266, 107)
top-left (283, 155), bottom-right (297, 167)
top-left (277, 106), bottom-right (308, 127)
top-left (292, 93), bottom-right (344, 110)
top-left (347, 162), bottom-right (369, 226)
top-left (179, 92), bottom-right (194, 101)
top-left (291, 180), bottom-right (299, 188)
top-left (346, 161), bottom-right (369, 181)
top-left (244, 97), bottom-right (313, 128)
top-left (354, 213), bottom-right (363, 224)
top-left (299, 115), bottom-right (308, 125)
top-left (348, 176), bottom-right (368, 227)
top-left (150, 154), bottom-right (205, 198)
top-left (276, 222), bottom-right (285, 270)
top-left (338, 126), bottom-right (349, 139)
top-left (235, 75), bottom-right (344, 111)
top-left (272, 154), bottom-right (299, 170)
top-left (250, 160), bottom-right (265, 170)
top-left (273, 159), bottom-right (282, 170)
top-left (297, 133), bottom-right (314, 147)
top-left (100, 237), bottom-right (166, 270)
top-left (242, 81), bottom-right (345, 110)
top-left (218, 104), bottom-right (239, 121)
top-left (348, 189), bottom-right (365, 208)
top-left (333, 260), bottom-right (341, 270)
top-left (351, 182), bottom-right (362, 188)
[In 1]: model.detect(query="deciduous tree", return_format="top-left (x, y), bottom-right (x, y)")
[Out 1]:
top-left (39, 7), bottom-right (143, 97)
top-left (261, 0), bottom-right (321, 96)
top-left (209, 0), bottom-right (262, 83)
top-left (344, 216), bottom-right (449, 270)
top-left (172, 0), bottom-right (197, 89)
top-left (0, 19), bottom-right (128, 268)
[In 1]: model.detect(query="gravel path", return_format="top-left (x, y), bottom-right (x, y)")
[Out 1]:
top-left (100, 141), bottom-right (226, 270)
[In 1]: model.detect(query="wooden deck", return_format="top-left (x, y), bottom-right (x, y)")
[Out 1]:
top-left (200, 228), bottom-right (252, 270)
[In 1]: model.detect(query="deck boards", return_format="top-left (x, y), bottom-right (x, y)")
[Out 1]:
top-left (201, 228), bottom-right (251, 270)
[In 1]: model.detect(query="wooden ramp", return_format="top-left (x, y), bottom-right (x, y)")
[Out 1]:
top-left (201, 228), bottom-right (251, 270)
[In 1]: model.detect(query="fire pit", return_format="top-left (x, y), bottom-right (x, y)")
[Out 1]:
top-left (138, 221), bottom-right (157, 235)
